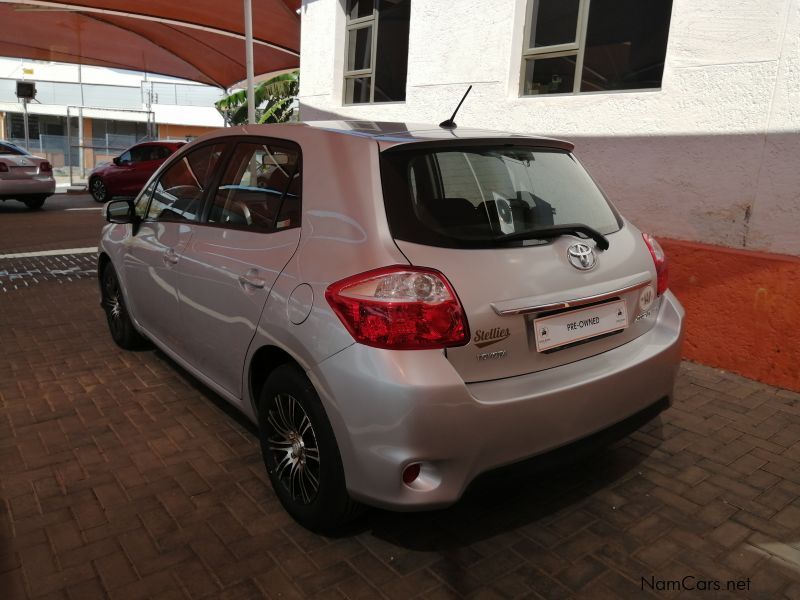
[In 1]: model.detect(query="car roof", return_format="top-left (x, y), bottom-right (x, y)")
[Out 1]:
top-left (195, 121), bottom-right (574, 152)
top-left (132, 140), bottom-right (186, 147)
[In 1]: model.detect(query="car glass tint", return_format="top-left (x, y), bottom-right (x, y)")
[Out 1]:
top-left (154, 146), bottom-right (172, 160)
top-left (118, 150), bottom-right (132, 163)
top-left (208, 142), bottom-right (301, 231)
top-left (129, 146), bottom-right (151, 163)
top-left (381, 146), bottom-right (620, 248)
top-left (0, 142), bottom-right (26, 155)
top-left (147, 142), bottom-right (227, 222)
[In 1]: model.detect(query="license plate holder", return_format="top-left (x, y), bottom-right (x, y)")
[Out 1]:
top-left (533, 300), bottom-right (628, 352)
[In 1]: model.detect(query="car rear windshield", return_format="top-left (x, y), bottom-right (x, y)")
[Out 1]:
top-left (380, 144), bottom-right (621, 248)
top-left (0, 142), bottom-right (28, 156)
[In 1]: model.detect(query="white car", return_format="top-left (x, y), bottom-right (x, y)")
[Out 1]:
top-left (99, 122), bottom-right (684, 532)
top-left (0, 141), bottom-right (56, 210)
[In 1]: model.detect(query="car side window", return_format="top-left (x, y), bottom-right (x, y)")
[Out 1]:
top-left (129, 145), bottom-right (151, 163)
top-left (207, 141), bottom-right (301, 231)
top-left (146, 143), bottom-right (226, 223)
top-left (134, 180), bottom-right (156, 219)
top-left (153, 146), bottom-right (172, 160)
top-left (118, 150), bottom-right (132, 164)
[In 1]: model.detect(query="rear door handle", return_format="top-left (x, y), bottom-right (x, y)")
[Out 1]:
top-left (238, 268), bottom-right (267, 290)
top-left (162, 248), bottom-right (179, 265)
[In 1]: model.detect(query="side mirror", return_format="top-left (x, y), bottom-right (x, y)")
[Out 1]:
top-left (105, 199), bottom-right (138, 225)
top-left (112, 156), bottom-right (122, 166)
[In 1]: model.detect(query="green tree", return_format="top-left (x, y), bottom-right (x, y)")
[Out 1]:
top-left (215, 70), bottom-right (299, 125)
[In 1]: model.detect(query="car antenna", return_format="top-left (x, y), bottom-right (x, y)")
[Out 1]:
top-left (439, 85), bottom-right (472, 129)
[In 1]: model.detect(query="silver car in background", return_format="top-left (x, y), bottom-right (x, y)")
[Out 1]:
top-left (99, 122), bottom-right (684, 531)
top-left (0, 141), bottom-right (56, 210)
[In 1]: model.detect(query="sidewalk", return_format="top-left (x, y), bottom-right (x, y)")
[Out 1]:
top-left (55, 179), bottom-right (87, 194)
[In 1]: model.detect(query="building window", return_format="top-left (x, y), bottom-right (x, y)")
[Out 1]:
top-left (344, 0), bottom-right (411, 104)
top-left (521, 0), bottom-right (673, 96)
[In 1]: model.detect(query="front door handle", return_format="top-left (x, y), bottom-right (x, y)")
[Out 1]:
top-left (238, 268), bottom-right (267, 290)
top-left (162, 248), bottom-right (179, 265)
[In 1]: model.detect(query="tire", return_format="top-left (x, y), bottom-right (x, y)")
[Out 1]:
top-left (23, 195), bottom-right (47, 210)
top-left (258, 364), bottom-right (361, 533)
top-left (101, 264), bottom-right (148, 350)
top-left (90, 177), bottom-right (111, 203)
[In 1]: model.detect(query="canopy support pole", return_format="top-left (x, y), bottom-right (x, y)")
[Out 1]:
top-left (22, 98), bottom-right (30, 151)
top-left (78, 63), bottom-right (85, 178)
top-left (244, 0), bottom-right (256, 125)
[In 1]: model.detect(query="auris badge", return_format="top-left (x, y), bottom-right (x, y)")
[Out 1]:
top-left (567, 243), bottom-right (596, 271)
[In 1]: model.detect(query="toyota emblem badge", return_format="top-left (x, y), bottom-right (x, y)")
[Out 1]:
top-left (567, 243), bottom-right (596, 270)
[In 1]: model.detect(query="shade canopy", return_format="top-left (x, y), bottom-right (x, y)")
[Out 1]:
top-left (0, 0), bottom-right (300, 88)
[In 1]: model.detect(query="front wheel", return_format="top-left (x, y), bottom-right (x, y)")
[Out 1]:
top-left (258, 364), bottom-right (361, 533)
top-left (101, 264), bottom-right (148, 350)
top-left (90, 177), bottom-right (111, 203)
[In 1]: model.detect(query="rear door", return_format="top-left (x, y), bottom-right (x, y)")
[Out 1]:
top-left (175, 139), bottom-right (302, 399)
top-left (381, 143), bottom-right (659, 383)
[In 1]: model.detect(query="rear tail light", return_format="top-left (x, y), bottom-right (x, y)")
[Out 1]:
top-left (39, 161), bottom-right (53, 173)
top-left (642, 233), bottom-right (668, 295)
top-left (325, 265), bottom-right (469, 350)
top-left (0, 163), bottom-right (8, 172)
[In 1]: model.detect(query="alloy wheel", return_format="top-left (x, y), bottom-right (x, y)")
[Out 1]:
top-left (102, 270), bottom-right (124, 339)
top-left (92, 178), bottom-right (107, 202)
top-left (265, 393), bottom-right (321, 504)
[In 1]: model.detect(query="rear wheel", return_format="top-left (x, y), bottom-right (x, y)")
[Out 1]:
top-left (101, 264), bottom-right (147, 350)
top-left (23, 195), bottom-right (47, 210)
top-left (258, 364), bottom-right (361, 533)
top-left (90, 177), bottom-right (111, 203)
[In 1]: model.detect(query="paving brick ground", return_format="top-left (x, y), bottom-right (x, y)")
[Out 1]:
top-left (0, 253), bottom-right (96, 293)
top-left (1, 261), bottom-right (799, 599)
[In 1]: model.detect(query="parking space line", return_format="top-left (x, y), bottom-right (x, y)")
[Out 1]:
top-left (0, 247), bottom-right (98, 259)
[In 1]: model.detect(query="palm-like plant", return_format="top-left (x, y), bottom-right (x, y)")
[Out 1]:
top-left (215, 70), bottom-right (299, 125)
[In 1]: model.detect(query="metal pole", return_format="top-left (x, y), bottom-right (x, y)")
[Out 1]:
top-left (22, 98), bottom-right (30, 151)
top-left (66, 106), bottom-right (73, 186)
top-left (78, 64), bottom-right (85, 178)
top-left (244, 0), bottom-right (256, 125)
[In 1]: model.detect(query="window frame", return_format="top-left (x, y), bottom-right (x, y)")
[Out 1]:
top-left (199, 136), bottom-right (303, 235)
top-left (137, 136), bottom-right (303, 234)
top-left (520, 0), bottom-right (669, 97)
top-left (342, 0), bottom-right (409, 105)
top-left (520, 0), bottom-right (592, 97)
top-left (139, 139), bottom-right (231, 224)
top-left (343, 4), bottom-right (380, 104)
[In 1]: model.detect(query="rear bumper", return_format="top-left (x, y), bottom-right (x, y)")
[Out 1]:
top-left (0, 177), bottom-right (56, 197)
top-left (309, 291), bottom-right (684, 510)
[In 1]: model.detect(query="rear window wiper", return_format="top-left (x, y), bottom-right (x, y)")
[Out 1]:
top-left (491, 223), bottom-right (610, 250)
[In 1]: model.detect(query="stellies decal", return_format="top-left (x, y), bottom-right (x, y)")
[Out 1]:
top-left (473, 327), bottom-right (510, 348)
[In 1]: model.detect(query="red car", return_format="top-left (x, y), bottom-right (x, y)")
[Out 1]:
top-left (89, 140), bottom-right (185, 203)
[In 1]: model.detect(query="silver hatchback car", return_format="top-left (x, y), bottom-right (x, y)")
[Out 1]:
top-left (99, 122), bottom-right (684, 531)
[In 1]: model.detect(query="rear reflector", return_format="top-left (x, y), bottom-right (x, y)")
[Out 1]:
top-left (325, 265), bottom-right (469, 350)
top-left (642, 233), bottom-right (668, 295)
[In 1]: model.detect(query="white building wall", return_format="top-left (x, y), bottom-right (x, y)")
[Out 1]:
top-left (0, 58), bottom-right (224, 128)
top-left (298, 0), bottom-right (800, 256)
